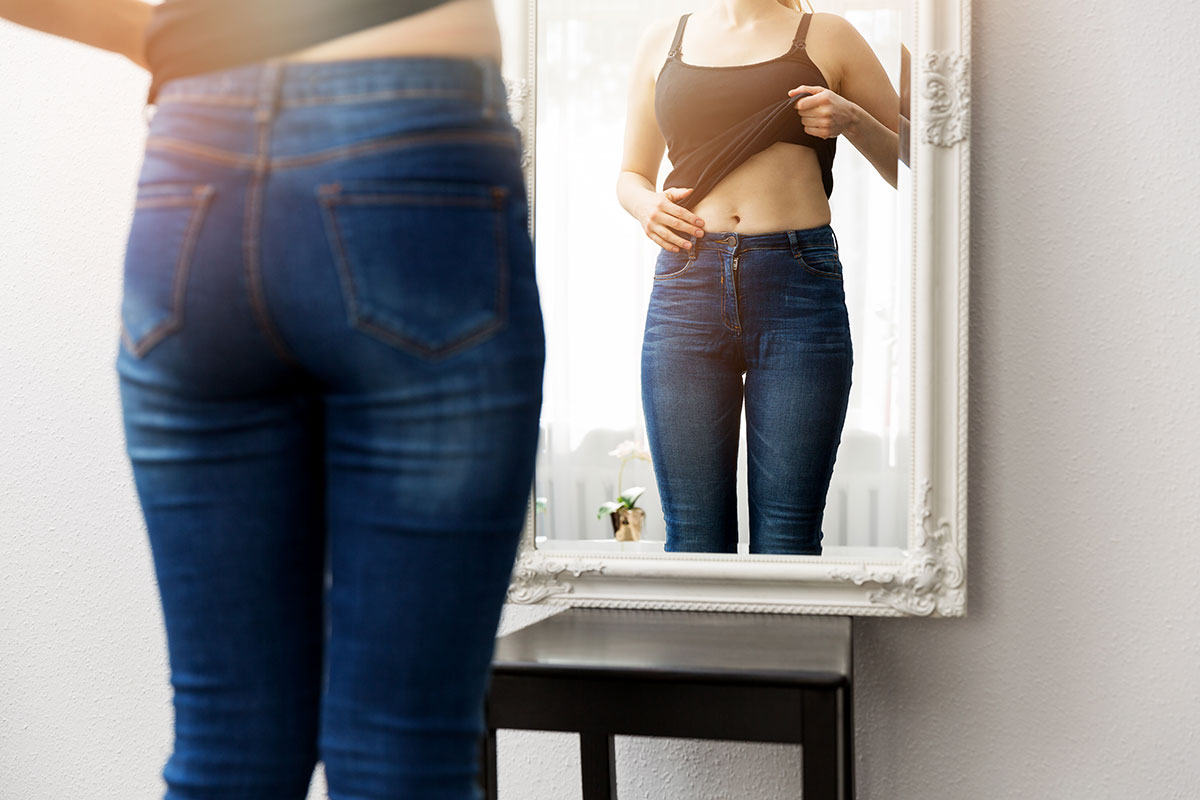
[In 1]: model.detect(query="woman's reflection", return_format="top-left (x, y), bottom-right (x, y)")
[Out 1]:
top-left (615, 0), bottom-right (899, 555)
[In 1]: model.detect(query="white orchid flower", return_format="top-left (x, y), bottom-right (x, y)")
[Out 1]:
top-left (608, 439), bottom-right (651, 461)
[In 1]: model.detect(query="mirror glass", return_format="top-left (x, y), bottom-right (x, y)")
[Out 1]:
top-left (528, 0), bottom-right (914, 556)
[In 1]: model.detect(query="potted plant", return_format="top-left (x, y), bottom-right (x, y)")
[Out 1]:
top-left (597, 439), bottom-right (652, 541)
top-left (597, 486), bottom-right (646, 542)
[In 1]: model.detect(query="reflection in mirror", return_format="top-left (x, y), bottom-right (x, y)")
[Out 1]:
top-left (533, 0), bottom-right (913, 555)
top-left (899, 38), bottom-right (912, 166)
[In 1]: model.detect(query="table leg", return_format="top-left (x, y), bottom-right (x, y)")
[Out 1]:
top-left (802, 689), bottom-right (841, 799)
top-left (580, 731), bottom-right (617, 800)
top-left (842, 683), bottom-right (855, 799)
top-left (478, 727), bottom-right (499, 800)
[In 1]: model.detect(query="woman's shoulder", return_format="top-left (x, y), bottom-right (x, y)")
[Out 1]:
top-left (631, 13), bottom-right (690, 81)
top-left (804, 11), bottom-right (860, 93)
top-left (640, 12), bottom-right (689, 53)
top-left (806, 10), bottom-right (856, 40)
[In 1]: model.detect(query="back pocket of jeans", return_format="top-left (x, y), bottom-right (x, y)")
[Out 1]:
top-left (121, 183), bottom-right (215, 358)
top-left (317, 179), bottom-right (510, 358)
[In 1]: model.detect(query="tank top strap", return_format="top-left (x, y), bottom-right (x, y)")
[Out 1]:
top-left (668, 13), bottom-right (692, 59)
top-left (792, 12), bottom-right (814, 49)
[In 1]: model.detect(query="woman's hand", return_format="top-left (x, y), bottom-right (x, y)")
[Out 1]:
top-left (787, 85), bottom-right (864, 140)
top-left (634, 186), bottom-right (706, 253)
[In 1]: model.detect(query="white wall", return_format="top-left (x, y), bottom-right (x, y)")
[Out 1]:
top-left (3, 0), bottom-right (1199, 797)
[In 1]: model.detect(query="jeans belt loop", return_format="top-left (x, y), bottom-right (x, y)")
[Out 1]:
top-left (254, 58), bottom-right (286, 123)
top-left (476, 56), bottom-right (498, 119)
top-left (786, 229), bottom-right (801, 259)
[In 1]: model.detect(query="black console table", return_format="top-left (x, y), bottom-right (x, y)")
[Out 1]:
top-left (478, 608), bottom-right (854, 799)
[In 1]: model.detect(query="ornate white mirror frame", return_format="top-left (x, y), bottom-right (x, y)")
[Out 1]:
top-left (497, 0), bottom-right (969, 617)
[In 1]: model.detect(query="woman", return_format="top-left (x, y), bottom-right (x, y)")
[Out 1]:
top-left (2, 0), bottom-right (542, 797)
top-left (616, 0), bottom-right (899, 555)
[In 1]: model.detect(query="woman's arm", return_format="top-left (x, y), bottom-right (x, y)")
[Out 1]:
top-left (788, 13), bottom-right (901, 188)
top-left (615, 18), bottom-right (706, 252)
top-left (0, 0), bottom-right (154, 69)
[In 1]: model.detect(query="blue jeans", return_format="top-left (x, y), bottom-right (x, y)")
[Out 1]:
top-left (116, 55), bottom-right (544, 799)
top-left (640, 225), bottom-right (853, 555)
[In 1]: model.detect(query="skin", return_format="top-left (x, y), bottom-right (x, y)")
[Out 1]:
top-left (0, 0), bottom-right (155, 68)
top-left (615, 0), bottom-right (901, 252)
top-left (0, 0), bottom-right (502, 74)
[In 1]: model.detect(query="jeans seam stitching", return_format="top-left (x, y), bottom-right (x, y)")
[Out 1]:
top-left (272, 129), bottom-right (519, 169)
top-left (122, 185), bottom-right (215, 358)
top-left (283, 88), bottom-right (478, 107)
top-left (798, 257), bottom-right (844, 280)
top-left (244, 108), bottom-right (303, 366)
top-left (653, 248), bottom-right (696, 280)
top-left (145, 129), bottom-right (519, 171)
top-left (145, 136), bottom-right (257, 168)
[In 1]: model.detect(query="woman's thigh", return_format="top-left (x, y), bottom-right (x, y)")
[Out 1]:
top-left (118, 379), bottom-right (328, 797)
top-left (738, 237), bottom-right (853, 555)
top-left (743, 352), bottom-right (852, 555)
top-left (640, 249), bottom-right (743, 553)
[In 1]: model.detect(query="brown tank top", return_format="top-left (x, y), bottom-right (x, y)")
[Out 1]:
top-left (653, 12), bottom-right (837, 209)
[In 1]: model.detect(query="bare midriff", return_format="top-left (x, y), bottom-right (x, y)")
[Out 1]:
top-left (276, 0), bottom-right (503, 68)
top-left (687, 140), bottom-right (832, 234)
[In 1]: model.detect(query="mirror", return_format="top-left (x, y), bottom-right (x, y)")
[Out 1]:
top-left (497, 0), bottom-right (969, 614)
top-left (530, 0), bottom-right (912, 555)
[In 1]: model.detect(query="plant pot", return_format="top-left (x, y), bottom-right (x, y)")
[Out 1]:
top-left (610, 507), bottom-right (645, 541)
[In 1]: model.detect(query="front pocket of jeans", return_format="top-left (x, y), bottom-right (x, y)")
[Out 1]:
top-left (120, 183), bottom-right (215, 358)
top-left (796, 244), bottom-right (844, 280)
top-left (653, 246), bottom-right (696, 280)
top-left (317, 179), bottom-right (510, 358)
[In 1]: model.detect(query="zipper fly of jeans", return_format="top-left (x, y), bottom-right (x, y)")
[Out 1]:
top-left (724, 254), bottom-right (742, 333)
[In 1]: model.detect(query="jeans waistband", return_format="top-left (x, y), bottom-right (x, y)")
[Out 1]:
top-left (152, 55), bottom-right (509, 117)
top-left (684, 223), bottom-right (837, 255)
